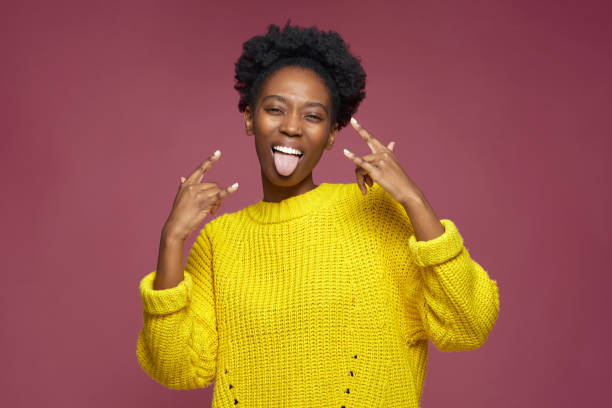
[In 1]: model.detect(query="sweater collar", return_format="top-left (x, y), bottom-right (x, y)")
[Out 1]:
top-left (245, 182), bottom-right (340, 224)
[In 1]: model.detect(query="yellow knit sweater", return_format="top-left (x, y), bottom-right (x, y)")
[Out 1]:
top-left (136, 182), bottom-right (500, 407)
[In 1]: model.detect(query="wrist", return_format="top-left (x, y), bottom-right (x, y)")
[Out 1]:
top-left (399, 191), bottom-right (428, 213)
top-left (161, 225), bottom-right (187, 245)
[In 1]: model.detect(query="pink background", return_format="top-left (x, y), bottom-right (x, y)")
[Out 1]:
top-left (2, 0), bottom-right (610, 406)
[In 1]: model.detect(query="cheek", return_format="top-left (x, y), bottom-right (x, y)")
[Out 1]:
top-left (311, 127), bottom-right (331, 147)
top-left (253, 115), bottom-right (279, 136)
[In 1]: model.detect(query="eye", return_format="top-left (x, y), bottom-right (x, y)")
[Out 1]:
top-left (265, 108), bottom-right (283, 114)
top-left (306, 114), bottom-right (322, 120)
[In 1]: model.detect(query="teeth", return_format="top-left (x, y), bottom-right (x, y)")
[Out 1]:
top-left (273, 145), bottom-right (303, 156)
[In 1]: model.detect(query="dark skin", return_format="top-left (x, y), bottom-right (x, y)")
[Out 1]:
top-left (156, 64), bottom-right (445, 290)
top-left (243, 65), bottom-right (339, 203)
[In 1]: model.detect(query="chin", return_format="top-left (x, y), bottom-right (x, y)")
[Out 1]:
top-left (271, 172), bottom-right (303, 186)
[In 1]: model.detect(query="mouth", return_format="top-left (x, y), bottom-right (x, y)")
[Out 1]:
top-left (271, 145), bottom-right (304, 157)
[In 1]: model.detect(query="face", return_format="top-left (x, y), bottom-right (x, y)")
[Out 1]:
top-left (243, 65), bottom-right (339, 189)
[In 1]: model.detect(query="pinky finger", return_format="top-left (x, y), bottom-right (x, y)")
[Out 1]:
top-left (213, 182), bottom-right (239, 203)
top-left (210, 200), bottom-right (220, 216)
top-left (356, 173), bottom-right (367, 195)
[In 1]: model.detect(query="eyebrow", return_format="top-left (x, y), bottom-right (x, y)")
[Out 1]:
top-left (261, 94), bottom-right (329, 115)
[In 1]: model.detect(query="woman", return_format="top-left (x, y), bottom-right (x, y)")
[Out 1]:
top-left (136, 22), bottom-right (500, 407)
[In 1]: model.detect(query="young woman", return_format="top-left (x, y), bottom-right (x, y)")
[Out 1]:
top-left (136, 22), bottom-right (500, 407)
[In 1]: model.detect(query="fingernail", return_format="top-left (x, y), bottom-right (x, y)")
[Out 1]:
top-left (213, 150), bottom-right (220, 157)
top-left (350, 117), bottom-right (358, 125)
top-left (231, 182), bottom-right (239, 190)
top-left (180, 177), bottom-right (186, 183)
top-left (343, 148), bottom-right (352, 155)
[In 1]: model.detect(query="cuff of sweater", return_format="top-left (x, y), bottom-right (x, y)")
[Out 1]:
top-left (408, 219), bottom-right (464, 267)
top-left (139, 270), bottom-right (193, 315)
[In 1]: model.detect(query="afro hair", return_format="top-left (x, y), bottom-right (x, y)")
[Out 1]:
top-left (234, 21), bottom-right (366, 129)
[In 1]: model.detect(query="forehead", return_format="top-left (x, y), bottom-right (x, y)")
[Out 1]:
top-left (258, 66), bottom-right (331, 107)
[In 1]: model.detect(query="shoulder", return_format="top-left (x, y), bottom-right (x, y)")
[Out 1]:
top-left (341, 182), bottom-right (407, 215)
top-left (326, 182), bottom-right (414, 231)
top-left (197, 205), bottom-right (249, 241)
top-left (361, 183), bottom-right (415, 232)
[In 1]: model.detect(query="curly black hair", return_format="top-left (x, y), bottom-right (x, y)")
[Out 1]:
top-left (234, 21), bottom-right (366, 130)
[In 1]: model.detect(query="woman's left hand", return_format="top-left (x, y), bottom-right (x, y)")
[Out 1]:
top-left (343, 117), bottom-right (423, 205)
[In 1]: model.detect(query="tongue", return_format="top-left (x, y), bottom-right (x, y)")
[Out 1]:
top-left (273, 151), bottom-right (300, 176)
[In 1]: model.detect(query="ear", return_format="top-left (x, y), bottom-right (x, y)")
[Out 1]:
top-left (325, 122), bottom-right (340, 150)
top-left (244, 105), bottom-right (254, 136)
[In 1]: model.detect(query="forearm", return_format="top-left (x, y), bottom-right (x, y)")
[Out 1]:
top-left (416, 246), bottom-right (500, 351)
top-left (137, 304), bottom-right (217, 389)
top-left (400, 211), bottom-right (500, 351)
top-left (400, 193), bottom-right (445, 242)
top-left (137, 278), bottom-right (217, 390)
top-left (138, 226), bottom-right (219, 389)
top-left (154, 229), bottom-right (186, 290)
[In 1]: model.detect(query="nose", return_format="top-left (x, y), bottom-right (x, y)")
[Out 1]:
top-left (279, 110), bottom-right (302, 137)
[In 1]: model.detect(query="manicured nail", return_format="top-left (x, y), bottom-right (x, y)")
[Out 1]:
top-left (213, 150), bottom-right (220, 157)
top-left (230, 182), bottom-right (239, 190)
top-left (350, 117), bottom-right (358, 125)
top-left (343, 148), bottom-right (352, 156)
top-left (180, 177), bottom-right (186, 183)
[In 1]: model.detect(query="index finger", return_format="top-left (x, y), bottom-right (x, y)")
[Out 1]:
top-left (350, 117), bottom-right (386, 153)
top-left (185, 150), bottom-right (221, 184)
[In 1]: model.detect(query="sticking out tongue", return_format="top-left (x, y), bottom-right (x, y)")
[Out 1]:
top-left (273, 151), bottom-right (301, 176)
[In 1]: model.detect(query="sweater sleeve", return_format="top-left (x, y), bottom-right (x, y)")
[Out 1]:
top-left (135, 223), bottom-right (218, 389)
top-left (373, 184), bottom-right (500, 352)
top-left (407, 218), bottom-right (500, 352)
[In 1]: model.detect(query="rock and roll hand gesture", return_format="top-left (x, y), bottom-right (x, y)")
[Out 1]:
top-left (163, 150), bottom-right (239, 242)
top-left (343, 117), bottom-right (424, 205)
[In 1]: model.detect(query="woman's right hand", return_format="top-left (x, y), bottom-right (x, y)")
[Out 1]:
top-left (162, 150), bottom-right (238, 242)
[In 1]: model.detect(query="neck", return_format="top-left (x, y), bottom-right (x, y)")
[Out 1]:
top-left (261, 170), bottom-right (318, 203)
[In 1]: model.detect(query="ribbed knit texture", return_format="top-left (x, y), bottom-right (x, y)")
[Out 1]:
top-left (136, 182), bottom-right (500, 407)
